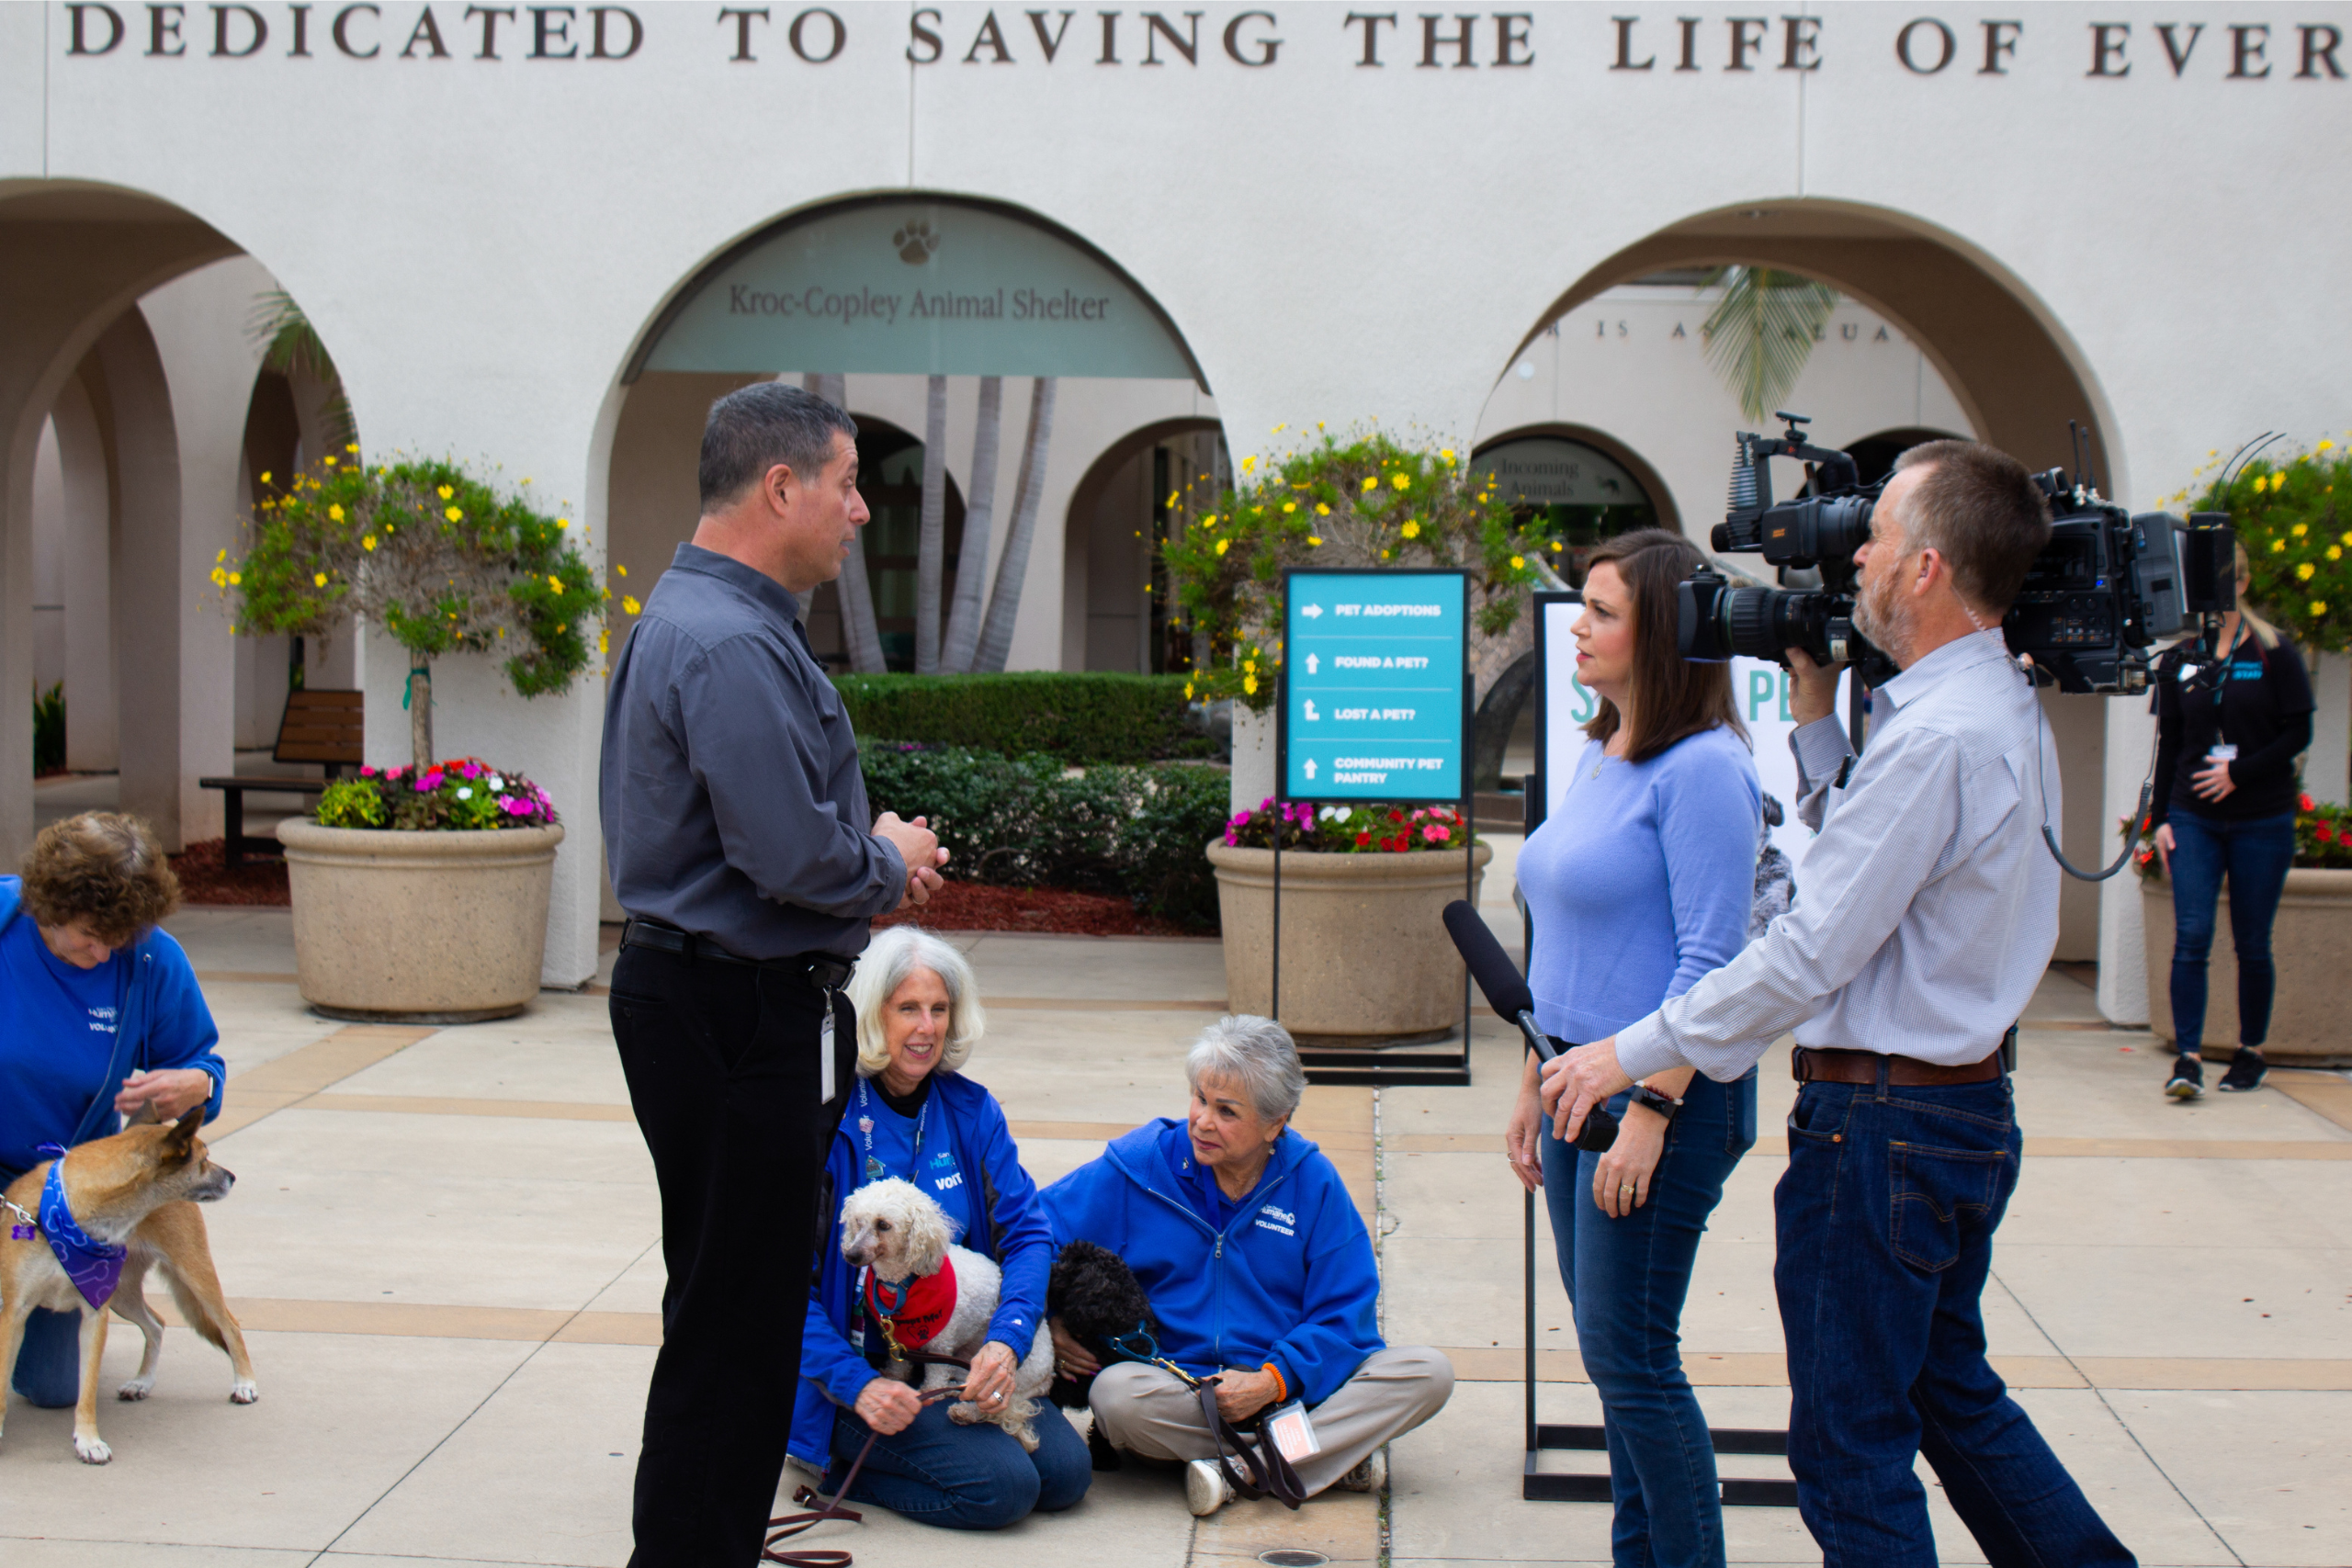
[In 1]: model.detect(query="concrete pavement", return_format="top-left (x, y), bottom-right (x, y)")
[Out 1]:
top-left (4, 837), bottom-right (2346, 1566)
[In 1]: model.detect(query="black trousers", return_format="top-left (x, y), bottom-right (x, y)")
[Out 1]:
top-left (611, 943), bottom-right (856, 1568)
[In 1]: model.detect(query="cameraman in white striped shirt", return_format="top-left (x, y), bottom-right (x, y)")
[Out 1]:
top-left (1543, 442), bottom-right (2135, 1568)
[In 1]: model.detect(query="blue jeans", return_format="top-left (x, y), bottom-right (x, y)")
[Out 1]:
top-left (1777, 1074), bottom-right (2135, 1567)
top-left (2167, 808), bottom-right (2298, 1053)
top-left (9, 1308), bottom-right (80, 1407)
top-left (825, 1394), bottom-right (1091, 1529)
top-left (1544, 1069), bottom-right (1757, 1568)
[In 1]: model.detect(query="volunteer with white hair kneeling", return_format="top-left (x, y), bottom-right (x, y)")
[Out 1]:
top-left (1042, 1015), bottom-right (1453, 1515)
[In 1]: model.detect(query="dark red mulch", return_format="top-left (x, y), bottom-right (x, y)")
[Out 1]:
top-left (169, 838), bottom-right (291, 908)
top-left (877, 881), bottom-right (1210, 938)
top-left (171, 839), bottom-right (1206, 936)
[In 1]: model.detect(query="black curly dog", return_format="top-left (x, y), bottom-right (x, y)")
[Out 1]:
top-left (1046, 1240), bottom-right (1159, 1470)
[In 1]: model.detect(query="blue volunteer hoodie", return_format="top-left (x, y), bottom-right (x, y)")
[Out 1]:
top-left (1040, 1119), bottom-right (1383, 1408)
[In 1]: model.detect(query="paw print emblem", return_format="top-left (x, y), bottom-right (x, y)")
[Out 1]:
top-left (892, 220), bottom-right (940, 265)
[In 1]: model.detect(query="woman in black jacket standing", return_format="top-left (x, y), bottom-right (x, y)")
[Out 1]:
top-left (2151, 545), bottom-right (2316, 1099)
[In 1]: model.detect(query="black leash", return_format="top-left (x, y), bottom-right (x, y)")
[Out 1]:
top-left (761, 1349), bottom-right (973, 1566)
top-left (1101, 1328), bottom-right (1303, 1511)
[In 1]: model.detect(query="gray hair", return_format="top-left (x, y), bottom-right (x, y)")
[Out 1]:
top-left (846, 926), bottom-right (987, 1078)
top-left (698, 381), bottom-right (857, 511)
top-left (1186, 1014), bottom-right (1306, 1123)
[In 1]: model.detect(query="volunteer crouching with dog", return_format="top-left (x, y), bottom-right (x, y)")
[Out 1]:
top-left (1043, 1016), bottom-right (1453, 1517)
top-left (1543, 442), bottom-right (2136, 1567)
top-left (791, 926), bottom-right (1091, 1528)
top-left (2, 812), bottom-right (224, 1407)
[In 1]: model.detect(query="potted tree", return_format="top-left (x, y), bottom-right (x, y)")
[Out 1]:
top-left (218, 450), bottom-right (607, 1021)
top-left (2135, 438), bottom-right (2352, 1066)
top-left (1168, 428), bottom-right (1539, 1040)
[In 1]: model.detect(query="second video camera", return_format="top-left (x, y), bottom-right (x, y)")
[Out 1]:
top-left (1674, 414), bottom-right (2235, 694)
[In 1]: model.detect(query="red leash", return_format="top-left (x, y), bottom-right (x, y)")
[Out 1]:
top-left (761, 1351), bottom-right (973, 1567)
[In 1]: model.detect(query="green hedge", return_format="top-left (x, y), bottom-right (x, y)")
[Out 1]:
top-left (834, 673), bottom-right (1212, 764)
top-left (860, 744), bottom-right (1228, 929)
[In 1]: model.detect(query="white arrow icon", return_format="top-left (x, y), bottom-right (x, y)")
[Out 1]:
top-left (1300, 604), bottom-right (1324, 618)
top-left (1304, 758), bottom-right (1317, 779)
top-left (1304, 700), bottom-right (1320, 721)
top-left (1306, 653), bottom-right (1319, 675)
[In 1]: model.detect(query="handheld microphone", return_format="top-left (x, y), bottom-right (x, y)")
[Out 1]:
top-left (1440, 900), bottom-right (1617, 1153)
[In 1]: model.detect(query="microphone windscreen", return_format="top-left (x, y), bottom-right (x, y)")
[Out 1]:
top-left (1441, 899), bottom-right (1535, 1022)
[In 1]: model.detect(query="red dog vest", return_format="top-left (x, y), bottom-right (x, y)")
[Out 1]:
top-left (863, 1256), bottom-right (958, 1352)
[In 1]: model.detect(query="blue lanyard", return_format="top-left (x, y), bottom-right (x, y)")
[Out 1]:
top-left (854, 1077), bottom-right (930, 1180)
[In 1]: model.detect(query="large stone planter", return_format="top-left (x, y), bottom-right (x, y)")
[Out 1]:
top-left (2140, 869), bottom-right (2352, 1066)
top-left (277, 818), bottom-right (565, 1023)
top-left (1207, 838), bottom-right (1491, 1043)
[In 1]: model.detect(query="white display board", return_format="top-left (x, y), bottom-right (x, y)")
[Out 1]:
top-left (1533, 594), bottom-right (1850, 871)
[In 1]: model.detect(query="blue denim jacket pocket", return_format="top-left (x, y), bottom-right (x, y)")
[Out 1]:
top-left (1888, 1140), bottom-right (2010, 1272)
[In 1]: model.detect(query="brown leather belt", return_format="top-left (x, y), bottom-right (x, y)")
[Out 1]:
top-left (1792, 1045), bottom-right (2004, 1087)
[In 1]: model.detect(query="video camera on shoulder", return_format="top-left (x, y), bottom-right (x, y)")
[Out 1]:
top-left (1674, 413), bottom-right (2236, 694)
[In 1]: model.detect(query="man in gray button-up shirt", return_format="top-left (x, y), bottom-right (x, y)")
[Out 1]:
top-left (600, 383), bottom-right (945, 1568)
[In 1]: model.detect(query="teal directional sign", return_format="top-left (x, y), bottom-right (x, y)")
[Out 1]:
top-left (1281, 570), bottom-right (1469, 802)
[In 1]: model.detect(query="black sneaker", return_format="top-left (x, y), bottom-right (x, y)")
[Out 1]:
top-left (2165, 1057), bottom-right (2203, 1100)
top-left (2219, 1051), bottom-right (2268, 1093)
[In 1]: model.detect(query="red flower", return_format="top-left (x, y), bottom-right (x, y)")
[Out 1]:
top-left (1388, 809), bottom-right (1404, 823)
top-left (2301, 793), bottom-right (2317, 813)
top-left (2321, 825), bottom-right (2339, 845)
top-left (1356, 831), bottom-right (1372, 848)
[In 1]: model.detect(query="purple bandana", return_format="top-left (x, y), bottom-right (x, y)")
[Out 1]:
top-left (37, 1146), bottom-right (124, 1310)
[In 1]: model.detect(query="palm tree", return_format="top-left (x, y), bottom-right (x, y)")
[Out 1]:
top-left (941, 376), bottom-right (1002, 673)
top-left (972, 377), bottom-right (1057, 673)
top-left (914, 375), bottom-right (948, 673)
top-left (1699, 266), bottom-right (1841, 423)
top-left (247, 290), bottom-right (357, 452)
top-left (806, 372), bottom-right (888, 672)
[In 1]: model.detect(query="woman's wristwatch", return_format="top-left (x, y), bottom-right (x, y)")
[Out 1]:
top-left (1628, 1084), bottom-right (1683, 1122)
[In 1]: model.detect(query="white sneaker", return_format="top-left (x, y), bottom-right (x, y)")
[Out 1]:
top-left (1336, 1448), bottom-right (1386, 1494)
top-left (1185, 1457), bottom-right (1231, 1516)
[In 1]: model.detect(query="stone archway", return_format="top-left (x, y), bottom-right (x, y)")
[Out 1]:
top-left (1059, 416), bottom-right (1227, 673)
top-left (1515, 199), bottom-right (2120, 491)
top-left (0, 182), bottom-right (281, 856)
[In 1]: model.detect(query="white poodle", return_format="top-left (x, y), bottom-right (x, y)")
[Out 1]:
top-left (837, 1178), bottom-right (1057, 1451)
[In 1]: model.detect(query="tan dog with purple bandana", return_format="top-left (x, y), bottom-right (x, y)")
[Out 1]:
top-left (0, 1108), bottom-right (255, 1464)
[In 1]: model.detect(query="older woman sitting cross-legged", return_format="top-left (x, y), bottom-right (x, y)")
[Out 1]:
top-left (1042, 1015), bottom-right (1453, 1516)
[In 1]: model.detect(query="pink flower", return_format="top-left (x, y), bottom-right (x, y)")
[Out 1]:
top-left (416, 771), bottom-right (444, 792)
top-left (358, 765), bottom-right (376, 778)
top-left (1224, 829), bottom-right (1238, 847)
top-left (459, 761), bottom-right (484, 779)
top-left (1423, 824), bottom-right (1451, 843)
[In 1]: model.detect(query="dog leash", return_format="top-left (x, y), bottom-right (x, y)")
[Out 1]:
top-left (760, 1349), bottom-right (975, 1567)
top-left (1096, 1326), bottom-right (1301, 1508)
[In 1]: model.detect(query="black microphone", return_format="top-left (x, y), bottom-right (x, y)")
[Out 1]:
top-left (1440, 900), bottom-right (1617, 1153)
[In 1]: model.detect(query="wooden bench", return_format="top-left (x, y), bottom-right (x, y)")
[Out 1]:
top-left (198, 689), bottom-right (365, 869)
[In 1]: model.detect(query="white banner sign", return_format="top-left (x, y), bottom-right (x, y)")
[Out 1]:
top-left (1536, 595), bottom-right (1849, 870)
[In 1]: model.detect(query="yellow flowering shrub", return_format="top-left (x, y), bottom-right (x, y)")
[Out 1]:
top-left (213, 450), bottom-right (612, 697)
top-left (1163, 427), bottom-right (1544, 713)
top-left (2174, 435), bottom-right (2352, 651)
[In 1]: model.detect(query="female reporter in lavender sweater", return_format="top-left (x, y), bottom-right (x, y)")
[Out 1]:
top-left (1502, 529), bottom-right (1760, 1568)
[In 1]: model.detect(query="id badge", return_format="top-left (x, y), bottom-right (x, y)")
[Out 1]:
top-left (820, 1001), bottom-right (837, 1103)
top-left (1264, 1400), bottom-right (1321, 1462)
top-left (2208, 744), bottom-right (2240, 763)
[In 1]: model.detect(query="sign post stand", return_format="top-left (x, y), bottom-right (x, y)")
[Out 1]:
top-left (1275, 568), bottom-right (1474, 1089)
top-left (1520, 591), bottom-right (1798, 1507)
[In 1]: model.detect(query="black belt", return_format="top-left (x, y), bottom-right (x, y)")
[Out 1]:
top-left (618, 917), bottom-right (854, 990)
